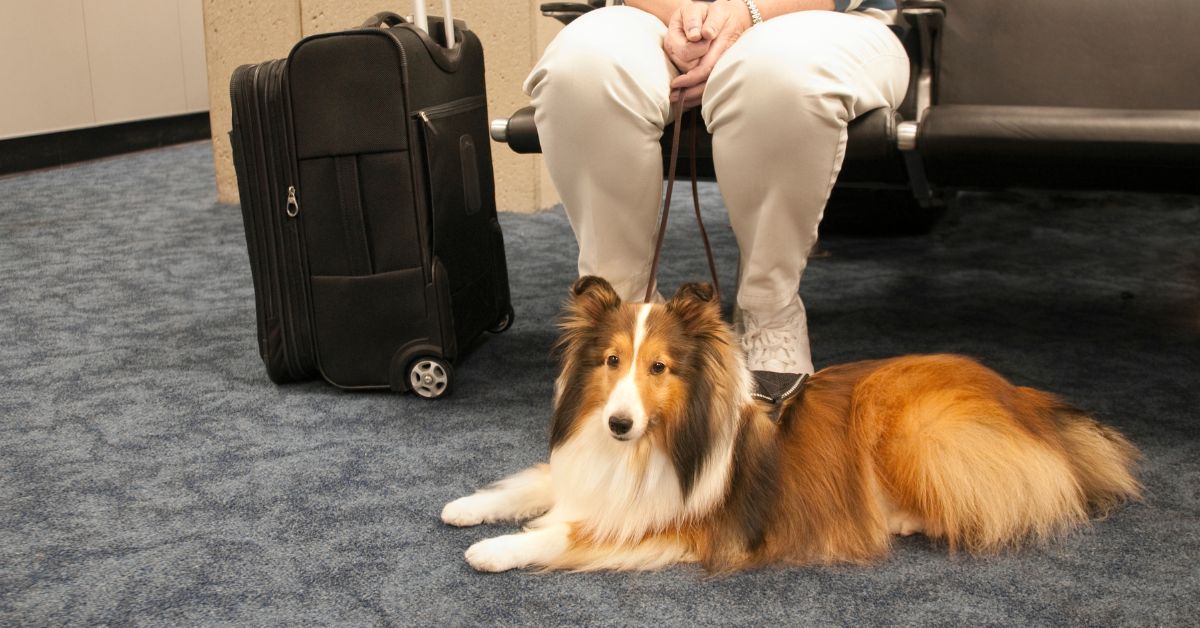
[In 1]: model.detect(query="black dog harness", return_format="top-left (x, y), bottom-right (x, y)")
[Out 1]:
top-left (752, 371), bottom-right (810, 423)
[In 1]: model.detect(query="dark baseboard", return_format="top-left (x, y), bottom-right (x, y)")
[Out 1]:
top-left (0, 112), bottom-right (212, 176)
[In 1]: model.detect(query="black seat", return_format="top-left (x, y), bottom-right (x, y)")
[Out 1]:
top-left (492, 0), bottom-right (1200, 223)
top-left (915, 0), bottom-right (1200, 194)
top-left (919, 105), bottom-right (1200, 192)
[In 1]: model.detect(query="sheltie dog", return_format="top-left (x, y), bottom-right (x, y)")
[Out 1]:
top-left (442, 276), bottom-right (1141, 572)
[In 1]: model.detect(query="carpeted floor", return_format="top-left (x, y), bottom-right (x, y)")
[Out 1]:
top-left (1, 141), bottom-right (1198, 625)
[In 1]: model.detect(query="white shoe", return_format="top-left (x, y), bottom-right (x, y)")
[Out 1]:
top-left (737, 296), bottom-right (814, 375)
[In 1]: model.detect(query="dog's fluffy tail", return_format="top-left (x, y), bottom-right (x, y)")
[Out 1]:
top-left (873, 358), bottom-right (1140, 553)
top-left (1046, 398), bottom-right (1142, 516)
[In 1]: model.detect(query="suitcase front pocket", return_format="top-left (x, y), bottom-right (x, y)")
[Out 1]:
top-left (309, 268), bottom-right (427, 388)
top-left (415, 95), bottom-right (495, 297)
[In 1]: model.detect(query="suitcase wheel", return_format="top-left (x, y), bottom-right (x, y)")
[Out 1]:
top-left (488, 305), bottom-right (515, 334)
top-left (408, 357), bottom-right (453, 399)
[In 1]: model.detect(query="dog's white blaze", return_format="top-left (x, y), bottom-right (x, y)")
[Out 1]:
top-left (600, 304), bottom-right (654, 438)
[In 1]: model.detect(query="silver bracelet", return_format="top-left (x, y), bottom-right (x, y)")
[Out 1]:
top-left (742, 0), bottom-right (763, 25)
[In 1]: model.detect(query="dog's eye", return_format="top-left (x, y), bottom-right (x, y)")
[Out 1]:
top-left (650, 361), bottom-right (667, 375)
top-left (606, 354), bottom-right (620, 368)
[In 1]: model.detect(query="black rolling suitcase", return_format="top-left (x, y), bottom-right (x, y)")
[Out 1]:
top-left (229, 8), bottom-right (512, 399)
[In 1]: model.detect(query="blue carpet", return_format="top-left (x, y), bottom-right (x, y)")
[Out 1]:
top-left (1, 141), bottom-right (1198, 625)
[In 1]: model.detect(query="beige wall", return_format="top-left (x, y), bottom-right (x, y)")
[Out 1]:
top-left (0, 0), bottom-right (208, 140)
top-left (203, 1), bottom-right (562, 212)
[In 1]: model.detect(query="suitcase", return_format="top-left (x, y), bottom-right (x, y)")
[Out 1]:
top-left (228, 8), bottom-right (513, 399)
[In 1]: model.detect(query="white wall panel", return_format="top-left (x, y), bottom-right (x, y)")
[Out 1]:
top-left (0, 0), bottom-right (96, 139)
top-left (178, 0), bottom-right (209, 112)
top-left (82, 0), bottom-right (188, 124)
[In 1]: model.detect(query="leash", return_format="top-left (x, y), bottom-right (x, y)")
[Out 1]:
top-left (643, 90), bottom-right (721, 304)
top-left (642, 93), bottom-right (810, 423)
top-left (645, 91), bottom-right (809, 422)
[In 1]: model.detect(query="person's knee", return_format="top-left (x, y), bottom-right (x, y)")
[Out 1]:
top-left (705, 56), bottom-right (852, 135)
top-left (525, 7), bottom-right (668, 105)
top-left (705, 16), bottom-right (871, 125)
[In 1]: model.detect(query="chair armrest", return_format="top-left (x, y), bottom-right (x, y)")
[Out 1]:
top-left (893, 1), bottom-right (947, 206)
top-left (491, 106), bottom-right (542, 154)
top-left (540, 1), bottom-right (605, 26)
top-left (901, 0), bottom-right (945, 12)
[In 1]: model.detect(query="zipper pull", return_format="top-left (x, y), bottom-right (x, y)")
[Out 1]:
top-left (286, 185), bottom-right (299, 218)
top-left (419, 111), bottom-right (437, 136)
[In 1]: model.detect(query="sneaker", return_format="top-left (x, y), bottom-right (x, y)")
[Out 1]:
top-left (737, 296), bottom-right (814, 375)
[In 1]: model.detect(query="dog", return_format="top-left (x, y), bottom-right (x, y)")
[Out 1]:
top-left (442, 276), bottom-right (1141, 572)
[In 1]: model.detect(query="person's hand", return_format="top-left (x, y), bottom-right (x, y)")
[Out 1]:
top-left (663, 1), bottom-right (717, 75)
top-left (664, 0), bottom-right (753, 109)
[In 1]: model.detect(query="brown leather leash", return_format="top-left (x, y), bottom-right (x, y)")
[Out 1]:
top-left (645, 92), bottom-right (808, 419)
top-left (643, 89), bottom-right (721, 303)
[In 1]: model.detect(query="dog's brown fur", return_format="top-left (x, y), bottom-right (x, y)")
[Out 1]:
top-left (446, 278), bottom-right (1141, 572)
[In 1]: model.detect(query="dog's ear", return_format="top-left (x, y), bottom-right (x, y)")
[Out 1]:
top-left (667, 282), bottom-right (720, 327)
top-left (552, 276), bottom-right (621, 450)
top-left (566, 275), bottom-right (621, 324)
top-left (555, 275), bottom-right (619, 381)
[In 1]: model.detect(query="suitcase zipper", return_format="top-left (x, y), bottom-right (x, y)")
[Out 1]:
top-left (279, 62), bottom-right (318, 380)
top-left (414, 94), bottom-right (487, 136)
top-left (256, 58), bottom-right (303, 381)
top-left (271, 61), bottom-right (316, 380)
top-left (286, 185), bottom-right (299, 217)
top-left (265, 60), bottom-right (302, 380)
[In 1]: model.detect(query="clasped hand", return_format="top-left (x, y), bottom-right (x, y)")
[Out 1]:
top-left (663, 0), bottom-right (753, 109)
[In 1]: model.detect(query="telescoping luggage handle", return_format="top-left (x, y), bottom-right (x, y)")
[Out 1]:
top-left (361, 2), bottom-right (456, 49)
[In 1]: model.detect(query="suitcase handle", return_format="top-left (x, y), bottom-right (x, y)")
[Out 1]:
top-left (361, 12), bottom-right (406, 28)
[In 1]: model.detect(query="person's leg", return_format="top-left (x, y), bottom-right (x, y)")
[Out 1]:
top-left (703, 11), bottom-right (910, 374)
top-left (524, 7), bottom-right (676, 302)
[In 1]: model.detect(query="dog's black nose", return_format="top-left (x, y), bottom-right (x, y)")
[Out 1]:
top-left (608, 414), bottom-right (633, 436)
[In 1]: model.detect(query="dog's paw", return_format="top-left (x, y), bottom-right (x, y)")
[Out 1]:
top-left (441, 496), bottom-right (489, 527)
top-left (465, 535), bottom-right (528, 573)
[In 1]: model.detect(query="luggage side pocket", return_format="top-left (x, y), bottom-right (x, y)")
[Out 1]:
top-left (309, 269), bottom-right (427, 388)
top-left (415, 95), bottom-right (498, 347)
top-left (267, 60), bottom-right (319, 381)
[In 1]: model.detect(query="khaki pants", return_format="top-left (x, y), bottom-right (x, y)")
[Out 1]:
top-left (525, 6), bottom-right (909, 369)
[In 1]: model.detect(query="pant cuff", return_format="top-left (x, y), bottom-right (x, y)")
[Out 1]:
top-left (735, 289), bottom-right (801, 315)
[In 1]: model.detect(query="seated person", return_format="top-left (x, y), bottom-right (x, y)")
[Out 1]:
top-left (524, 0), bottom-right (909, 380)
